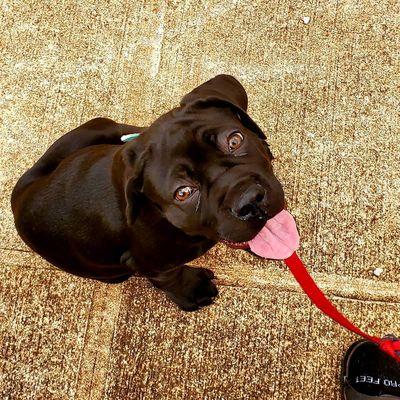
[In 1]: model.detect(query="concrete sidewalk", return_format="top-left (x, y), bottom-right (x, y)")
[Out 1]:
top-left (1, 1), bottom-right (399, 399)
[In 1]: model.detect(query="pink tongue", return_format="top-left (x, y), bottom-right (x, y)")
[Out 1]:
top-left (248, 210), bottom-right (300, 259)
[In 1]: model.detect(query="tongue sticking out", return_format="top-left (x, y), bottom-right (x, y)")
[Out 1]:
top-left (247, 209), bottom-right (300, 259)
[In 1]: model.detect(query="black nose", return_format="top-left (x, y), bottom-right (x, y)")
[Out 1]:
top-left (231, 185), bottom-right (267, 221)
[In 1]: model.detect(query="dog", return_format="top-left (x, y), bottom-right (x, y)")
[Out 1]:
top-left (11, 75), bottom-right (285, 311)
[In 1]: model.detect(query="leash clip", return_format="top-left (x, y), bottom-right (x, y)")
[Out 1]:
top-left (379, 334), bottom-right (400, 360)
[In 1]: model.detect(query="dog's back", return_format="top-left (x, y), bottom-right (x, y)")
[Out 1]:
top-left (11, 118), bottom-right (125, 208)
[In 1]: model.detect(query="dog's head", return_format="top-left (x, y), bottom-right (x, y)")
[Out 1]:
top-left (123, 75), bottom-right (285, 244)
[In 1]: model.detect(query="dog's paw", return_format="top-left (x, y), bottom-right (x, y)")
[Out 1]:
top-left (166, 266), bottom-right (218, 312)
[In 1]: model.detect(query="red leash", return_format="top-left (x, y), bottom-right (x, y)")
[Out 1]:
top-left (284, 252), bottom-right (400, 362)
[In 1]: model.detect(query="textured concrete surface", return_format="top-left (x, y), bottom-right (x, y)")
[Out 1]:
top-left (1, 0), bottom-right (399, 399)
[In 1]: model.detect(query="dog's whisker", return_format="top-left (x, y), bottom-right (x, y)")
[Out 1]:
top-left (195, 196), bottom-right (201, 212)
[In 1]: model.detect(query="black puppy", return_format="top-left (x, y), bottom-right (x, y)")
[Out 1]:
top-left (11, 75), bottom-right (284, 311)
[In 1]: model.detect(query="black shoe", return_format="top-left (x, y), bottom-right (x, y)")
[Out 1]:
top-left (342, 340), bottom-right (400, 399)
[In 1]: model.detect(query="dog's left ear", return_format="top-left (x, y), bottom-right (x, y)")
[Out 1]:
top-left (180, 74), bottom-right (267, 140)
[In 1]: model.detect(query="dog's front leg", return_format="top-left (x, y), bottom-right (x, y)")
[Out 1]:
top-left (148, 265), bottom-right (218, 311)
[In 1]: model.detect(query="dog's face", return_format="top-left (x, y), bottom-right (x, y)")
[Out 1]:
top-left (124, 75), bottom-right (285, 244)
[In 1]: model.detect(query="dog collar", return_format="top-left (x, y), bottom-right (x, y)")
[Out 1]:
top-left (121, 133), bottom-right (141, 142)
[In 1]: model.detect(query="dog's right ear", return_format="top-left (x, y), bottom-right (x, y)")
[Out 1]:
top-left (180, 75), bottom-right (267, 141)
top-left (180, 74), bottom-right (248, 111)
top-left (119, 141), bottom-right (147, 226)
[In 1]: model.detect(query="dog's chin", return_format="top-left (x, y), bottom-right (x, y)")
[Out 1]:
top-left (218, 209), bottom-right (280, 249)
top-left (218, 225), bottom-right (264, 250)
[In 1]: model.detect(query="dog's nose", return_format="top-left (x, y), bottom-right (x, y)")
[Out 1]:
top-left (231, 185), bottom-right (267, 221)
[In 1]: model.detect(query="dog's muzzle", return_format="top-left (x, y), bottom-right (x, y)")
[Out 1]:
top-left (230, 184), bottom-right (268, 222)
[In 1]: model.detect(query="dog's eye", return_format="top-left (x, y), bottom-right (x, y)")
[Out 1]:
top-left (174, 186), bottom-right (196, 201)
top-left (227, 132), bottom-right (244, 152)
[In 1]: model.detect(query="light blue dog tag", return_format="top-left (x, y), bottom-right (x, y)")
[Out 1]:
top-left (121, 133), bottom-right (141, 142)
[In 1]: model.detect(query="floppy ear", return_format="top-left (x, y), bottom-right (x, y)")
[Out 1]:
top-left (180, 74), bottom-right (248, 111)
top-left (121, 142), bottom-right (147, 226)
top-left (180, 74), bottom-right (267, 140)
